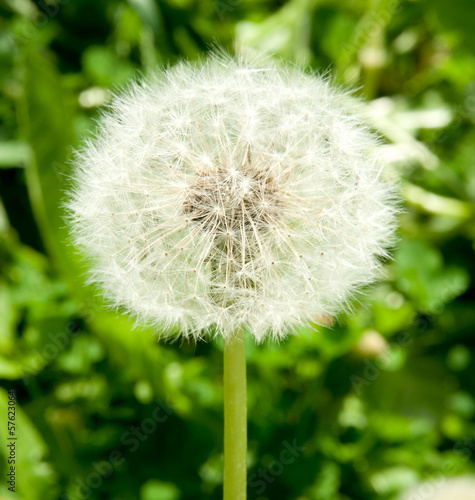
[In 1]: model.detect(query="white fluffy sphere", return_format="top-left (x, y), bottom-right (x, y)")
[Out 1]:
top-left (68, 52), bottom-right (398, 342)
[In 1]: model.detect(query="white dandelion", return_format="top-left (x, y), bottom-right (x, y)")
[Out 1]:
top-left (68, 51), bottom-right (399, 500)
top-left (68, 51), bottom-right (398, 343)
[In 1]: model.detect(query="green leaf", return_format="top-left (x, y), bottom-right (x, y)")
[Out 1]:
top-left (0, 387), bottom-right (59, 500)
top-left (18, 49), bottom-right (75, 276)
top-left (82, 46), bottom-right (136, 87)
top-left (430, 0), bottom-right (475, 48)
top-left (140, 479), bottom-right (181, 500)
top-left (393, 240), bottom-right (470, 313)
top-left (0, 141), bottom-right (31, 168)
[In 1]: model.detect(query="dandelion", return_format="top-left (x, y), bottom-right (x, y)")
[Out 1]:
top-left (400, 477), bottom-right (475, 500)
top-left (67, 51), bottom-right (398, 499)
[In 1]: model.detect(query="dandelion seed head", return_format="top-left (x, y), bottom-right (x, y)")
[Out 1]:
top-left (68, 52), bottom-right (398, 342)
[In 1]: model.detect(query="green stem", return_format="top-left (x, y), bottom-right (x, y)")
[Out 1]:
top-left (223, 328), bottom-right (247, 500)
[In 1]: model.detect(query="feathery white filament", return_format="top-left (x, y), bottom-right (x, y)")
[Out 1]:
top-left (68, 52), bottom-right (398, 342)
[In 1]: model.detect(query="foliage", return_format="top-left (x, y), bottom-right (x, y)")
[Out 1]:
top-left (0, 0), bottom-right (474, 499)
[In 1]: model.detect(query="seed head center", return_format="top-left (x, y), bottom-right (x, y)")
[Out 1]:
top-left (183, 166), bottom-right (281, 235)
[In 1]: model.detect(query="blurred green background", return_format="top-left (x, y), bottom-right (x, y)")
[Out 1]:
top-left (1, 0), bottom-right (475, 499)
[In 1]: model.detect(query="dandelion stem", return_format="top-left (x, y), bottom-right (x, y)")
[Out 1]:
top-left (223, 327), bottom-right (247, 500)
